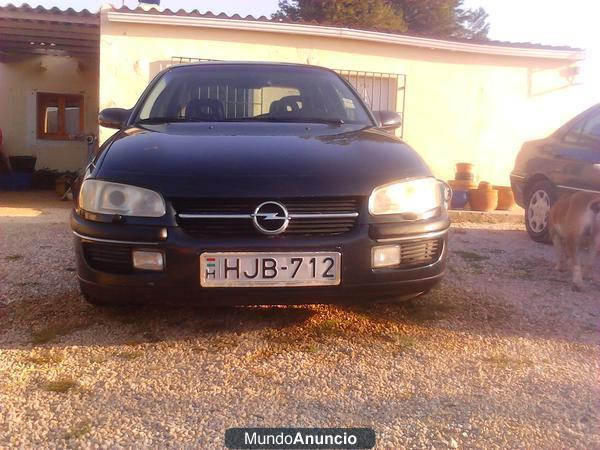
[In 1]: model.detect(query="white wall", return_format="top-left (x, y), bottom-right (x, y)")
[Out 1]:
top-left (0, 54), bottom-right (99, 172)
top-left (99, 13), bottom-right (589, 185)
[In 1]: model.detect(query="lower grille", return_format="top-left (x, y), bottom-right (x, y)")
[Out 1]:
top-left (287, 217), bottom-right (358, 235)
top-left (399, 238), bottom-right (443, 268)
top-left (172, 197), bottom-right (360, 237)
top-left (83, 243), bottom-right (133, 274)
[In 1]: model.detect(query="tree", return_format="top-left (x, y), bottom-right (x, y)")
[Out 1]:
top-left (272, 0), bottom-right (489, 40)
top-left (390, 0), bottom-right (489, 39)
top-left (272, 0), bottom-right (407, 34)
top-left (456, 5), bottom-right (489, 39)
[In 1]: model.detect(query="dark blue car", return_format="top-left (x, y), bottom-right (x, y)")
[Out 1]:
top-left (72, 63), bottom-right (451, 306)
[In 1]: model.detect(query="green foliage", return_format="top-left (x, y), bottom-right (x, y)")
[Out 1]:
top-left (456, 5), bottom-right (490, 39)
top-left (273, 0), bottom-right (489, 40)
top-left (273, 0), bottom-right (407, 33)
top-left (392, 0), bottom-right (490, 39)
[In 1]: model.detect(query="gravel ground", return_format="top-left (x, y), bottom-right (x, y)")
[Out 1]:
top-left (1, 192), bottom-right (599, 449)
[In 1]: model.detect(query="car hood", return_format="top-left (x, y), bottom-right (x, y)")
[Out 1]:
top-left (95, 123), bottom-right (432, 197)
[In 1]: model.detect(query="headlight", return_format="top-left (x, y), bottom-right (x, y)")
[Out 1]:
top-left (78, 179), bottom-right (165, 217)
top-left (369, 177), bottom-right (444, 216)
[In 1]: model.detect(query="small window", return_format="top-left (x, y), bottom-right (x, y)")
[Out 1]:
top-left (563, 118), bottom-right (585, 144)
top-left (37, 93), bottom-right (84, 140)
top-left (581, 111), bottom-right (600, 140)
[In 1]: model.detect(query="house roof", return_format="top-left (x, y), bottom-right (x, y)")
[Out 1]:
top-left (0, 3), bottom-right (585, 61)
top-left (0, 3), bottom-right (99, 59)
top-left (105, 5), bottom-right (585, 60)
top-left (113, 5), bottom-right (584, 53)
top-left (0, 2), bottom-right (97, 18)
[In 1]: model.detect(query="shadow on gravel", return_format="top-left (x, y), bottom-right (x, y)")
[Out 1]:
top-left (343, 283), bottom-right (599, 346)
top-left (0, 293), bottom-right (319, 349)
top-left (343, 227), bottom-right (599, 345)
top-left (1, 227), bottom-right (598, 349)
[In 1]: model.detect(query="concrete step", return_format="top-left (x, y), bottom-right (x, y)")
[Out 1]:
top-left (449, 207), bottom-right (524, 224)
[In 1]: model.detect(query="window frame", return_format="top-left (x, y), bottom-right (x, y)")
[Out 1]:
top-left (37, 92), bottom-right (84, 141)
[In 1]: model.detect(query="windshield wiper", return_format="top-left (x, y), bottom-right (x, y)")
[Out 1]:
top-left (135, 117), bottom-right (203, 124)
top-left (137, 116), bottom-right (346, 125)
top-left (296, 117), bottom-right (345, 125)
top-left (225, 117), bottom-right (345, 125)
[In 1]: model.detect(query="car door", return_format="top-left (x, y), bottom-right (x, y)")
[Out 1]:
top-left (545, 107), bottom-right (600, 192)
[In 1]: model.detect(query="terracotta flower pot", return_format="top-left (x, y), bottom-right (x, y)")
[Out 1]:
top-left (469, 188), bottom-right (498, 211)
top-left (448, 179), bottom-right (477, 191)
top-left (454, 172), bottom-right (475, 181)
top-left (478, 181), bottom-right (493, 190)
top-left (456, 162), bottom-right (475, 174)
top-left (494, 185), bottom-right (516, 210)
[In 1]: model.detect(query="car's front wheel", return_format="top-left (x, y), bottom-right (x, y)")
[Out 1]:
top-left (525, 179), bottom-right (556, 243)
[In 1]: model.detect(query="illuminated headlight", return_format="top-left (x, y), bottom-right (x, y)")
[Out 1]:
top-left (79, 180), bottom-right (165, 217)
top-left (369, 177), bottom-right (444, 217)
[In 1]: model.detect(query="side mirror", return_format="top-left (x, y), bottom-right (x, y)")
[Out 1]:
top-left (374, 111), bottom-right (402, 130)
top-left (99, 108), bottom-right (130, 129)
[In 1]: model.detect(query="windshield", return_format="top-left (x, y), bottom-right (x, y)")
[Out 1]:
top-left (134, 64), bottom-right (373, 125)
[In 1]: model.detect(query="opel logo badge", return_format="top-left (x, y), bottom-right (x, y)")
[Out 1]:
top-left (252, 201), bottom-right (289, 235)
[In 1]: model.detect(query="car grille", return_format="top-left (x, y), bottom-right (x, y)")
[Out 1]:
top-left (83, 243), bottom-right (133, 274)
top-left (399, 238), bottom-right (443, 268)
top-left (172, 197), bottom-right (360, 237)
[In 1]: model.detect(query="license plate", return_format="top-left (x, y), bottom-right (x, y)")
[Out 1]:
top-left (200, 252), bottom-right (341, 287)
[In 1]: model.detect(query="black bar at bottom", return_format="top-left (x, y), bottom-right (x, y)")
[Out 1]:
top-left (225, 428), bottom-right (375, 449)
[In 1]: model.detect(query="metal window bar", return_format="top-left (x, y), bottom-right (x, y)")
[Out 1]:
top-left (171, 56), bottom-right (216, 64)
top-left (335, 69), bottom-right (406, 137)
top-left (170, 57), bottom-right (407, 136)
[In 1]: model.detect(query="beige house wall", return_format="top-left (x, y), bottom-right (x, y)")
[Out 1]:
top-left (0, 55), bottom-right (99, 172)
top-left (99, 14), bottom-right (588, 185)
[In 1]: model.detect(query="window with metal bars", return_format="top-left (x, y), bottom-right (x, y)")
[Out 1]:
top-left (337, 70), bottom-right (406, 137)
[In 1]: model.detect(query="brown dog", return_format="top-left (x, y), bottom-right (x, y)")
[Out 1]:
top-left (549, 191), bottom-right (600, 290)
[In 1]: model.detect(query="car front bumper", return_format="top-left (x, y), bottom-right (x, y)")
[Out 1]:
top-left (71, 210), bottom-right (449, 305)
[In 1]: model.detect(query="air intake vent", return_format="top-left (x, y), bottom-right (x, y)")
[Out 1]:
top-left (83, 243), bottom-right (133, 274)
top-left (399, 238), bottom-right (443, 268)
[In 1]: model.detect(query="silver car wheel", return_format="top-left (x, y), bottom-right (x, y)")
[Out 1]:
top-left (527, 189), bottom-right (551, 233)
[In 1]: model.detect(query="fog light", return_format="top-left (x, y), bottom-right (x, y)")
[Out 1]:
top-left (132, 250), bottom-right (164, 271)
top-left (372, 245), bottom-right (401, 268)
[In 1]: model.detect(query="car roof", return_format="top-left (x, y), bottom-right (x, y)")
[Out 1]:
top-left (168, 61), bottom-right (336, 72)
top-left (553, 102), bottom-right (600, 136)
